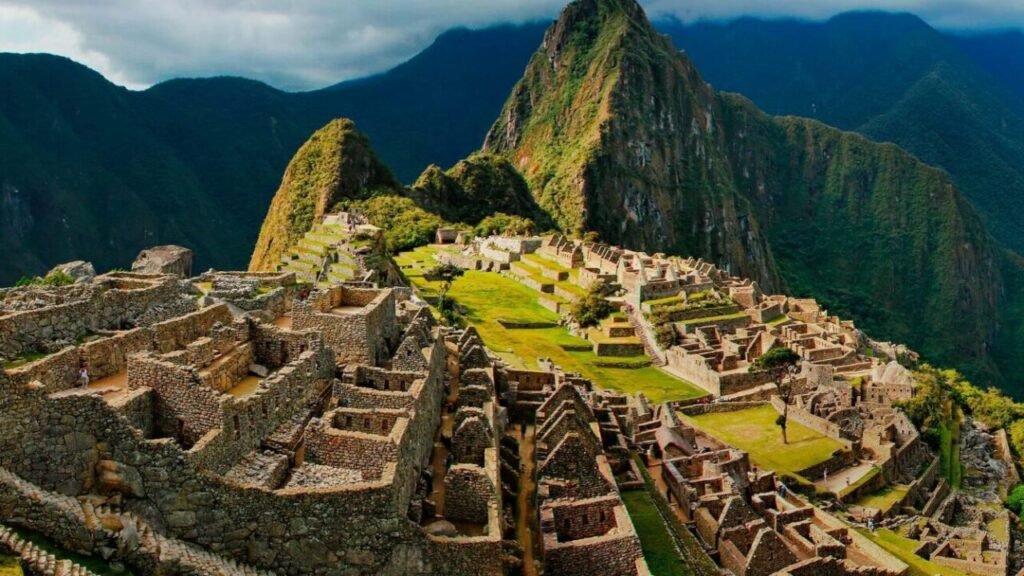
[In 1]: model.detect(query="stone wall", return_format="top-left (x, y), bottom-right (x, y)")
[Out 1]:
top-left (0, 370), bottom-right (499, 575)
top-left (547, 496), bottom-right (621, 541)
top-left (128, 354), bottom-right (223, 447)
top-left (666, 349), bottom-right (772, 397)
top-left (305, 416), bottom-right (403, 480)
top-left (293, 286), bottom-right (397, 366)
top-left (543, 530), bottom-right (643, 576)
top-left (443, 464), bottom-right (494, 524)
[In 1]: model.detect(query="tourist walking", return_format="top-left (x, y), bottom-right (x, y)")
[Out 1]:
top-left (78, 364), bottom-right (90, 388)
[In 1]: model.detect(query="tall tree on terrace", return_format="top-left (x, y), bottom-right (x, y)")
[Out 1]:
top-left (752, 346), bottom-right (801, 444)
top-left (425, 263), bottom-right (465, 324)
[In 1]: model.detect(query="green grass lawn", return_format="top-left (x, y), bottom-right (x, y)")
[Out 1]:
top-left (682, 405), bottom-right (843, 481)
top-left (853, 484), bottom-right (910, 513)
top-left (448, 271), bottom-right (705, 403)
top-left (522, 252), bottom-right (571, 274)
top-left (621, 491), bottom-right (687, 576)
top-left (859, 528), bottom-right (966, 576)
top-left (395, 247), bottom-right (707, 403)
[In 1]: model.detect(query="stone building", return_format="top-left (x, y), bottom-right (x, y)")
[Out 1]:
top-left (0, 267), bottom-right (516, 575)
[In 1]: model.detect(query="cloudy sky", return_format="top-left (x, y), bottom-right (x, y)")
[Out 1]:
top-left (0, 0), bottom-right (1021, 91)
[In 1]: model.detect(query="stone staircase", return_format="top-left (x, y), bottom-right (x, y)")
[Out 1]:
top-left (1, 467), bottom-right (273, 576)
top-left (627, 307), bottom-right (666, 366)
top-left (0, 525), bottom-right (100, 576)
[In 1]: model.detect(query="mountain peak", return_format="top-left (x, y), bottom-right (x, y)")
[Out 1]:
top-left (249, 118), bottom-right (400, 271)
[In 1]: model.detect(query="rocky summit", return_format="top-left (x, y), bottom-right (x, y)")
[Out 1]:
top-left (3, 0), bottom-right (1024, 576)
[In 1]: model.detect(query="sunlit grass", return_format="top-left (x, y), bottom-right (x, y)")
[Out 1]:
top-left (682, 405), bottom-right (843, 481)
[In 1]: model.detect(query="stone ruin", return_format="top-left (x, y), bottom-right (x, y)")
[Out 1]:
top-left (0, 267), bottom-right (519, 575)
top-left (634, 405), bottom-right (908, 576)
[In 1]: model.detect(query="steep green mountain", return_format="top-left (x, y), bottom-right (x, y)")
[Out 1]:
top-left (0, 24), bottom-right (545, 285)
top-left (408, 152), bottom-right (548, 226)
top-left (249, 119), bottom-right (402, 270)
top-left (251, 120), bottom-right (551, 268)
top-left (484, 0), bottom-right (1005, 387)
top-left (661, 14), bottom-right (1024, 254)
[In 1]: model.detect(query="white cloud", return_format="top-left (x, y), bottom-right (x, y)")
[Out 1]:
top-left (0, 0), bottom-right (1021, 91)
top-left (0, 4), bottom-right (141, 88)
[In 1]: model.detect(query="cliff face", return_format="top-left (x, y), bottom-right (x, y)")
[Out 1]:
top-left (485, 0), bottom-right (1003, 381)
top-left (249, 119), bottom-right (400, 271)
top-left (483, 0), bottom-right (781, 288)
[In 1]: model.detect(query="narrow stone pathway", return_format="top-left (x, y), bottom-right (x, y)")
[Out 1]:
top-left (515, 423), bottom-right (539, 576)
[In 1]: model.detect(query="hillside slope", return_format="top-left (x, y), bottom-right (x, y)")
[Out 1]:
top-left (662, 14), bottom-right (1024, 254)
top-left (249, 119), bottom-right (401, 271)
top-left (484, 0), bottom-right (1004, 385)
top-left (0, 25), bottom-right (545, 284)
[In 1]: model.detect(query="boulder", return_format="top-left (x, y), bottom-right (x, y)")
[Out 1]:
top-left (423, 519), bottom-right (458, 537)
top-left (48, 260), bottom-right (96, 283)
top-left (132, 245), bottom-right (193, 278)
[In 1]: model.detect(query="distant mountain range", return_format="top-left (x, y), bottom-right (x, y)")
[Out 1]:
top-left (0, 24), bottom-right (542, 282)
top-left (5, 6), bottom-right (1024, 394)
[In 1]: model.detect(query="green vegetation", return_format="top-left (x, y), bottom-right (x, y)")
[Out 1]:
top-left (396, 246), bottom-right (705, 403)
top-left (751, 346), bottom-right (801, 444)
top-left (410, 152), bottom-right (550, 229)
top-left (858, 528), bottom-right (966, 576)
top-left (682, 405), bottom-right (844, 483)
top-left (424, 262), bottom-right (464, 324)
top-left (1010, 485), bottom-right (1024, 518)
top-left (3, 351), bottom-right (51, 370)
top-left (567, 282), bottom-right (616, 328)
top-left (0, 554), bottom-right (20, 576)
top-left (448, 271), bottom-right (703, 403)
top-left (620, 491), bottom-right (688, 576)
top-left (15, 270), bottom-right (76, 288)
top-left (853, 484), bottom-right (910, 513)
top-left (344, 195), bottom-right (445, 254)
top-left (474, 213), bottom-right (535, 237)
top-left (250, 119), bottom-right (402, 270)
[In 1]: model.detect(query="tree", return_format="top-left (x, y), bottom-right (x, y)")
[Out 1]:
top-left (568, 282), bottom-right (615, 328)
top-left (752, 346), bottom-right (801, 444)
top-left (425, 263), bottom-right (464, 324)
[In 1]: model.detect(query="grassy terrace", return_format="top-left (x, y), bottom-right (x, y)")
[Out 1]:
top-left (681, 405), bottom-right (843, 483)
top-left (621, 491), bottom-right (688, 576)
top-left (858, 528), bottom-right (966, 576)
top-left (395, 246), bottom-right (706, 403)
top-left (853, 484), bottom-right (910, 513)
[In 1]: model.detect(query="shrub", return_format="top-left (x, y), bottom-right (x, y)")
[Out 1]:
top-left (40, 270), bottom-right (76, 287)
top-left (1008, 484), bottom-right (1024, 515)
top-left (569, 282), bottom-right (615, 328)
top-left (475, 212), bottom-right (535, 237)
top-left (345, 195), bottom-right (446, 253)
